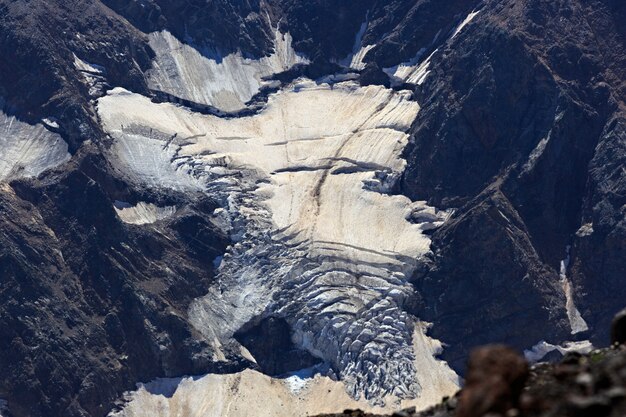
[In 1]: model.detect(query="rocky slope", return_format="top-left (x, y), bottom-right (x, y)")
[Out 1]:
top-left (401, 0), bottom-right (626, 368)
top-left (0, 0), bottom-right (624, 416)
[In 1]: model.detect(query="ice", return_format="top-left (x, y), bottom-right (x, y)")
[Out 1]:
top-left (147, 29), bottom-right (308, 112)
top-left (109, 325), bottom-right (457, 417)
top-left (282, 367), bottom-right (317, 394)
top-left (108, 365), bottom-right (452, 417)
top-left (113, 201), bottom-right (176, 225)
top-left (0, 109), bottom-right (70, 181)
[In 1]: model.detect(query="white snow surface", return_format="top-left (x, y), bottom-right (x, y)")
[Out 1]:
top-left (147, 29), bottom-right (308, 112)
top-left (338, 16), bottom-right (375, 70)
top-left (560, 246), bottom-right (589, 335)
top-left (283, 367), bottom-right (317, 394)
top-left (384, 49), bottom-right (433, 87)
top-left (450, 10), bottom-right (480, 39)
top-left (109, 327), bottom-right (458, 417)
top-left (524, 340), bottom-right (593, 363)
top-left (576, 223), bottom-right (594, 237)
top-left (98, 78), bottom-right (458, 407)
top-left (0, 110), bottom-right (70, 181)
top-left (74, 54), bottom-right (107, 97)
top-left (384, 10), bottom-right (480, 87)
top-left (114, 201), bottom-right (177, 225)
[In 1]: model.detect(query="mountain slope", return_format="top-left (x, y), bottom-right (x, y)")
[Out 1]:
top-left (0, 1), bottom-right (623, 416)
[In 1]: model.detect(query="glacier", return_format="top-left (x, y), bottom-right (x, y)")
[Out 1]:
top-left (99, 75), bottom-right (458, 415)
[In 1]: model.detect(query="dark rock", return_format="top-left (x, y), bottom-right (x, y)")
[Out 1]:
top-left (359, 63), bottom-right (391, 88)
top-left (0, 0), bottom-right (624, 416)
top-left (401, 0), bottom-right (626, 367)
top-left (234, 316), bottom-right (321, 376)
top-left (457, 345), bottom-right (529, 417)
top-left (566, 395), bottom-right (612, 417)
top-left (611, 309), bottom-right (626, 346)
top-left (0, 153), bottom-right (232, 417)
top-left (415, 188), bottom-right (570, 372)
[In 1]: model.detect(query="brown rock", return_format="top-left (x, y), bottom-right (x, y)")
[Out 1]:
top-left (457, 345), bottom-right (529, 417)
top-left (611, 308), bottom-right (626, 346)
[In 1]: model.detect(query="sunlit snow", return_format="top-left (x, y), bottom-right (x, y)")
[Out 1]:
top-left (147, 29), bottom-right (308, 112)
top-left (524, 340), bottom-right (593, 363)
top-left (98, 76), bottom-right (458, 412)
top-left (113, 201), bottom-right (177, 225)
top-left (0, 109), bottom-right (70, 181)
top-left (560, 246), bottom-right (589, 335)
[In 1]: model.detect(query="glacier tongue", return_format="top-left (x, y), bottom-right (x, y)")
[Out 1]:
top-left (98, 78), bottom-right (457, 409)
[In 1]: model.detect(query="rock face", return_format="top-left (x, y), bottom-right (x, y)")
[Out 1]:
top-left (401, 0), bottom-right (626, 368)
top-left (0, 0), bottom-right (624, 416)
top-left (456, 345), bottom-right (529, 417)
top-left (0, 151), bottom-right (234, 417)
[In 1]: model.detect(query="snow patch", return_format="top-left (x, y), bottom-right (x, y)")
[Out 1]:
top-left (113, 201), bottom-right (177, 225)
top-left (524, 340), bottom-right (593, 363)
top-left (560, 246), bottom-right (589, 335)
top-left (384, 49), bottom-right (434, 87)
top-left (42, 117), bottom-right (60, 130)
top-left (73, 54), bottom-right (107, 97)
top-left (147, 29), bottom-right (308, 112)
top-left (73, 54), bottom-right (105, 74)
top-left (521, 132), bottom-right (551, 175)
top-left (282, 367), bottom-right (318, 394)
top-left (451, 10), bottom-right (480, 39)
top-left (576, 223), bottom-right (594, 237)
top-left (338, 14), bottom-right (375, 70)
top-left (0, 109), bottom-right (70, 181)
top-left (383, 9), bottom-right (480, 87)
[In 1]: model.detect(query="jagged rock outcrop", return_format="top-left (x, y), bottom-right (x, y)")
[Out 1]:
top-left (400, 0), bottom-right (626, 365)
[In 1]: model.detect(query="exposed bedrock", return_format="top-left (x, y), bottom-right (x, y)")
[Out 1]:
top-left (234, 316), bottom-right (321, 376)
top-left (401, 0), bottom-right (626, 365)
top-left (0, 150), bottom-right (234, 417)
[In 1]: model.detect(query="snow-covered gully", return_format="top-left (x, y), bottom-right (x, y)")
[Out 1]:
top-left (100, 41), bottom-right (458, 417)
